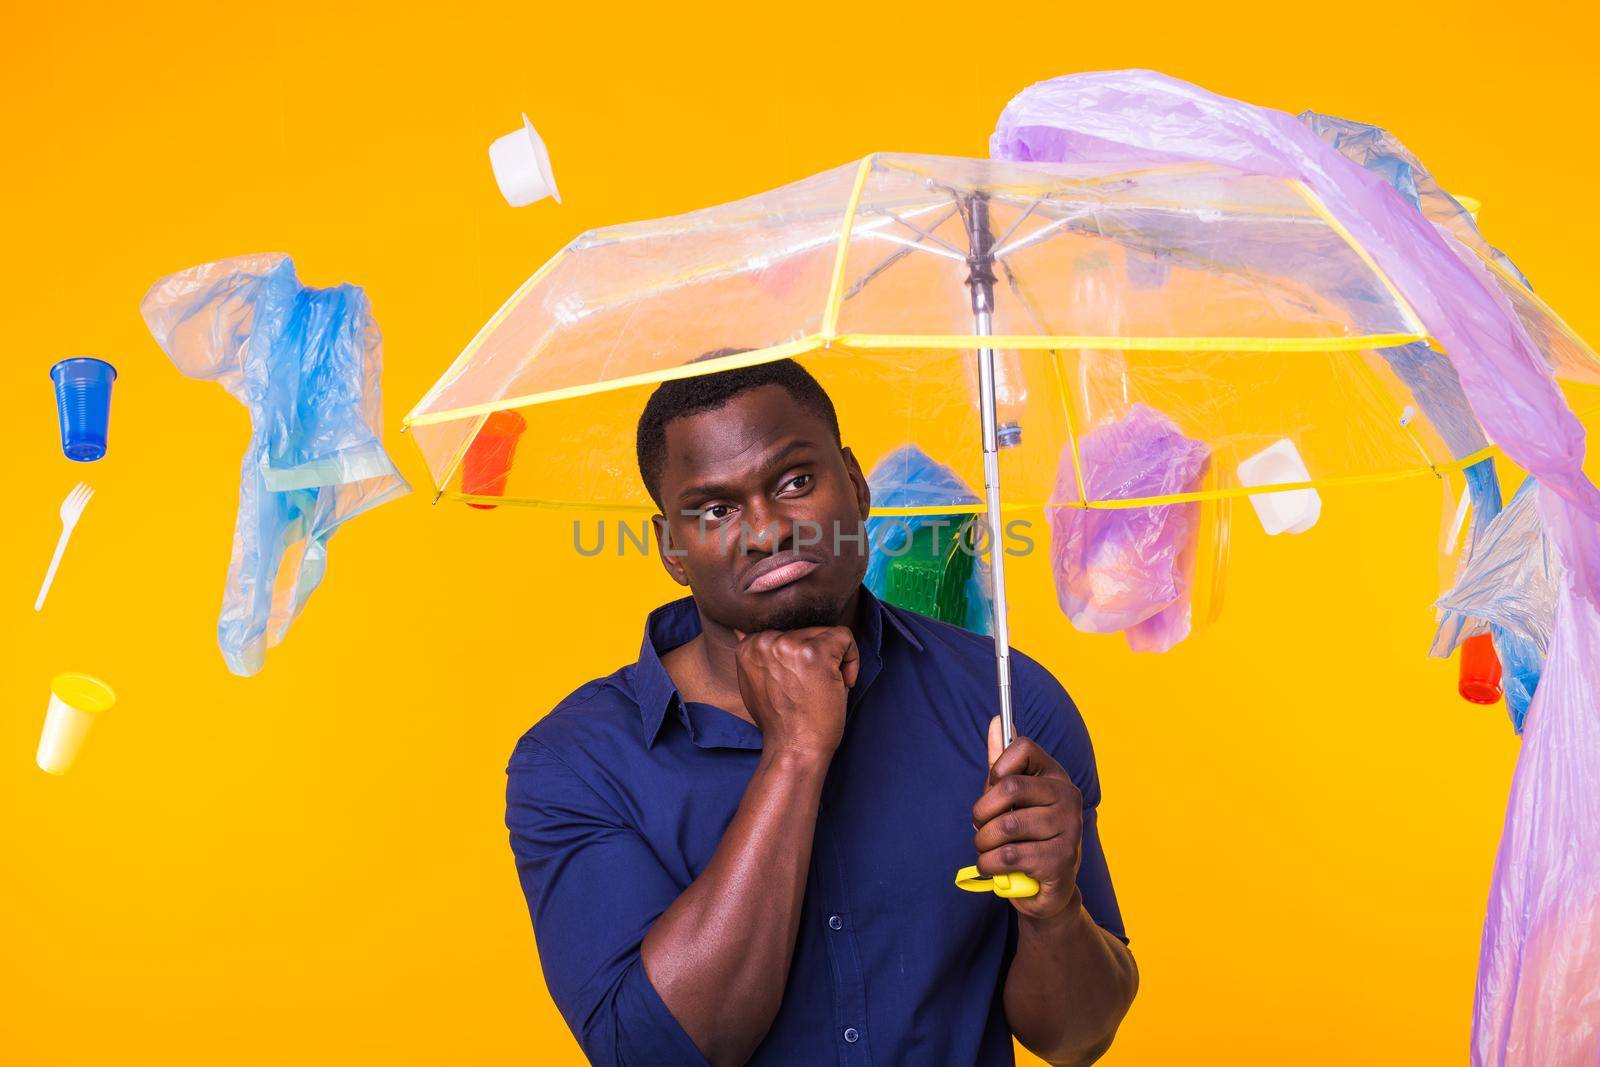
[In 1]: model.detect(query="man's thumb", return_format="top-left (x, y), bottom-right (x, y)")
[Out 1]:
top-left (987, 715), bottom-right (1003, 770)
top-left (733, 628), bottom-right (747, 641)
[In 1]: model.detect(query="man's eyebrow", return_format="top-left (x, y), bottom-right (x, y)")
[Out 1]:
top-left (673, 439), bottom-right (820, 507)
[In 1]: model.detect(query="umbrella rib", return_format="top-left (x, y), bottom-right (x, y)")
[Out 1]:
top-left (852, 228), bottom-right (968, 262)
top-left (993, 213), bottom-right (1085, 261)
top-left (990, 194), bottom-right (1049, 253)
top-left (866, 205), bottom-right (966, 256)
top-left (840, 203), bottom-right (965, 302)
top-left (840, 245), bottom-right (915, 304)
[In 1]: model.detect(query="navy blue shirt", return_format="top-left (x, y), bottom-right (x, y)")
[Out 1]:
top-left (506, 585), bottom-right (1125, 1065)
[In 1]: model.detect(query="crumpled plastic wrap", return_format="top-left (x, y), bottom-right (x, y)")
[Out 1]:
top-left (1434, 478), bottom-right (1559, 731)
top-left (993, 71), bottom-right (1600, 1063)
top-left (1047, 405), bottom-right (1210, 653)
top-left (1308, 109), bottom-right (1562, 735)
top-left (141, 254), bottom-right (410, 676)
top-left (864, 445), bottom-right (993, 635)
top-left (1299, 110), bottom-right (1535, 287)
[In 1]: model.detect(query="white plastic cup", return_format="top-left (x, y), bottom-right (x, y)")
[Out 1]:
top-left (37, 673), bottom-right (116, 775)
top-left (1237, 439), bottom-right (1322, 535)
top-left (489, 114), bottom-right (561, 207)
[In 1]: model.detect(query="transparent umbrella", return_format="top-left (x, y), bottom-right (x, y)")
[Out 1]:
top-left (406, 151), bottom-right (1600, 896)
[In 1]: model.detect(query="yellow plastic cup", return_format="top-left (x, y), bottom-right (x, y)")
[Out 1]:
top-left (36, 673), bottom-right (116, 775)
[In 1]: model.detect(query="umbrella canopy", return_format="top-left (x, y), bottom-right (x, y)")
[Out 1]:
top-left (409, 147), bottom-right (1600, 902)
top-left (404, 152), bottom-right (1599, 521)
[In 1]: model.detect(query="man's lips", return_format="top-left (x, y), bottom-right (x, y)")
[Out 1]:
top-left (743, 553), bottom-right (823, 594)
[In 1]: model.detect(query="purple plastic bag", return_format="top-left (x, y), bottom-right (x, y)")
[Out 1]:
top-left (1048, 404), bottom-right (1210, 653)
top-left (995, 71), bottom-right (1600, 1064)
top-left (1473, 537), bottom-right (1600, 1062)
top-left (993, 72), bottom-right (1599, 531)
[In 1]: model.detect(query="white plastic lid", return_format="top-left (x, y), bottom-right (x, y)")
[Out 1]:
top-left (1236, 438), bottom-right (1322, 535)
top-left (489, 113), bottom-right (561, 207)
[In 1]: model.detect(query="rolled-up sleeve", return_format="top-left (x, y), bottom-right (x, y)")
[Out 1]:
top-left (506, 735), bottom-right (710, 1066)
top-left (1012, 655), bottom-right (1129, 946)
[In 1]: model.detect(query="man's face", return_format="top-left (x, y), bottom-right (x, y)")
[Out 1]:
top-left (651, 384), bottom-right (871, 633)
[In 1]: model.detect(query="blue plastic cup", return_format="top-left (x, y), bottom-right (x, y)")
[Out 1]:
top-left (50, 357), bottom-right (118, 462)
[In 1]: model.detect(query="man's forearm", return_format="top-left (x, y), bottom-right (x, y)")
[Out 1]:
top-left (1003, 892), bottom-right (1139, 1066)
top-left (641, 747), bottom-right (830, 1066)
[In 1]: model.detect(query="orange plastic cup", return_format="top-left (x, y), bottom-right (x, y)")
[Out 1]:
top-left (460, 410), bottom-right (528, 510)
top-left (1458, 633), bottom-right (1504, 705)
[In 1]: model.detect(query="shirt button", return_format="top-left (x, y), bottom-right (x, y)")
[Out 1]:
top-left (828, 914), bottom-right (843, 930)
top-left (843, 1027), bottom-right (860, 1044)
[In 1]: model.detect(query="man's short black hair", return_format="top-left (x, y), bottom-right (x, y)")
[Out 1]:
top-left (636, 352), bottom-right (842, 508)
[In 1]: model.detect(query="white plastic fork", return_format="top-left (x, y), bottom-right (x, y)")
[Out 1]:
top-left (35, 482), bottom-right (94, 612)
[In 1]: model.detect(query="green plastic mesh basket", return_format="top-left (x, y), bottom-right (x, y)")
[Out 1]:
top-left (882, 517), bottom-right (976, 625)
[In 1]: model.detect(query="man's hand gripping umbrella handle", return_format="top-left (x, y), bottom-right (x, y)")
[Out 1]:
top-left (954, 718), bottom-right (1041, 900)
top-left (954, 702), bottom-right (1039, 900)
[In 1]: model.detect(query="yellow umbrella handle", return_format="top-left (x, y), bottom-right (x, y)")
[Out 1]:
top-left (954, 864), bottom-right (1039, 898)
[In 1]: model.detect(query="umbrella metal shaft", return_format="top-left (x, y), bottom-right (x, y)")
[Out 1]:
top-left (975, 312), bottom-right (1017, 749)
top-left (962, 192), bottom-right (1017, 751)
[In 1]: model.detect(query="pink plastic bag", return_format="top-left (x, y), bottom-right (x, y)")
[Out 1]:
top-left (1048, 405), bottom-right (1210, 653)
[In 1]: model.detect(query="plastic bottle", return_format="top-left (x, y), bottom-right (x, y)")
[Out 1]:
top-left (1459, 632), bottom-right (1504, 705)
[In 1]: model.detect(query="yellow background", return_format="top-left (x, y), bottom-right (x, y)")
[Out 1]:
top-left (3, 3), bottom-right (1595, 1063)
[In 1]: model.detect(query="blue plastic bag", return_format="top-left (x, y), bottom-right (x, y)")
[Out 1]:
top-left (141, 254), bottom-right (410, 676)
top-left (864, 445), bottom-right (994, 635)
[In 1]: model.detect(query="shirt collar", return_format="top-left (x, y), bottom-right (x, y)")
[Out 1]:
top-left (633, 583), bottom-right (924, 748)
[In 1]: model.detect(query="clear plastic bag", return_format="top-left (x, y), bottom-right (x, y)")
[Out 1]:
top-left (141, 254), bottom-right (409, 676)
